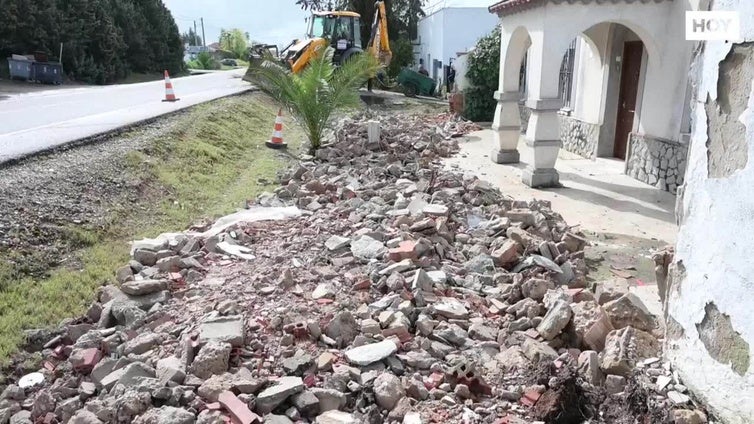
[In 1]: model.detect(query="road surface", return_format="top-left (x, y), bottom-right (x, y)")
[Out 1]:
top-left (0, 69), bottom-right (252, 164)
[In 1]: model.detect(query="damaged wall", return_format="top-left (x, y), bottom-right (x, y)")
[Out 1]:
top-left (666, 1), bottom-right (754, 422)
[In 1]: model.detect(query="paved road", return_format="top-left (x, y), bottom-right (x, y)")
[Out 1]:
top-left (0, 69), bottom-right (252, 163)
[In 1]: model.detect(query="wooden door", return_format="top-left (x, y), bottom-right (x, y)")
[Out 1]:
top-left (613, 41), bottom-right (643, 159)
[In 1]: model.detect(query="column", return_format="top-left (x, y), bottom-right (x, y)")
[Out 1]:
top-left (491, 90), bottom-right (521, 163)
top-left (521, 30), bottom-right (563, 188)
top-left (522, 98), bottom-right (562, 187)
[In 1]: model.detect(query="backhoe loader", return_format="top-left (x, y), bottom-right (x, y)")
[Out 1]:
top-left (251, 1), bottom-right (392, 79)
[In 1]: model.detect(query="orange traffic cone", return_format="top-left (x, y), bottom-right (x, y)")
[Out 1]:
top-left (162, 70), bottom-right (180, 102)
top-left (265, 108), bottom-right (287, 149)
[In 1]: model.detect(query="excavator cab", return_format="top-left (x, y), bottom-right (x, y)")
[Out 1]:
top-left (272, 1), bottom-right (390, 78)
top-left (307, 11), bottom-right (363, 64)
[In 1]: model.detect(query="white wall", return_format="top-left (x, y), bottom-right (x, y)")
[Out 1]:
top-left (571, 34), bottom-right (607, 124)
top-left (417, 9), bottom-right (444, 77)
top-left (667, 1), bottom-right (754, 422)
top-left (418, 8), bottom-right (498, 80)
top-left (454, 52), bottom-right (471, 91)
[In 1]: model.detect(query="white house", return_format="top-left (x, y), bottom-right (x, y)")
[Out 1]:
top-left (488, 0), bottom-right (695, 193)
top-left (416, 7), bottom-right (499, 82)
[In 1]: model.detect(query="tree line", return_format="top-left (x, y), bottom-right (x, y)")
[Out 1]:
top-left (0, 0), bottom-right (184, 84)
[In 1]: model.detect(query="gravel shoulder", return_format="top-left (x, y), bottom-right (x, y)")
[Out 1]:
top-left (0, 92), bottom-right (304, 359)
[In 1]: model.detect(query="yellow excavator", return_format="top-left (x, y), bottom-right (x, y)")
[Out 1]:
top-left (256, 1), bottom-right (392, 79)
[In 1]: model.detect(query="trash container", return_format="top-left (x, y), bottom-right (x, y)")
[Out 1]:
top-left (8, 58), bottom-right (33, 81)
top-left (31, 62), bottom-right (63, 85)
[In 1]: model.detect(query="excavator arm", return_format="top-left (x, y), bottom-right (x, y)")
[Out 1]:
top-left (367, 1), bottom-right (392, 68)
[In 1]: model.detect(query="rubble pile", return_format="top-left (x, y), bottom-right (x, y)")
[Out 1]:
top-left (1, 112), bottom-right (708, 424)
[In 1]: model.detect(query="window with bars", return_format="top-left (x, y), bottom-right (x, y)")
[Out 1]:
top-left (559, 39), bottom-right (577, 109)
top-left (519, 52), bottom-right (528, 99)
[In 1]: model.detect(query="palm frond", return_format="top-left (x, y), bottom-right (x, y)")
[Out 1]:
top-left (247, 46), bottom-right (379, 154)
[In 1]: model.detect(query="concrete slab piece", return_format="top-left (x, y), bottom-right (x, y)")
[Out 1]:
top-left (199, 315), bottom-right (245, 347)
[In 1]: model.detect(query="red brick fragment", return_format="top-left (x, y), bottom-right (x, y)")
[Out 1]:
top-left (520, 390), bottom-right (541, 407)
top-left (218, 391), bottom-right (262, 424)
top-left (71, 348), bottom-right (101, 373)
top-left (388, 240), bottom-right (418, 262)
top-left (352, 279), bottom-right (371, 290)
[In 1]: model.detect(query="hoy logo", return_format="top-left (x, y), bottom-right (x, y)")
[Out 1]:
top-left (686, 11), bottom-right (741, 41)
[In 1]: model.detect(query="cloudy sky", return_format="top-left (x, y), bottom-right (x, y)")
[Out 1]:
top-left (162, 0), bottom-right (495, 47)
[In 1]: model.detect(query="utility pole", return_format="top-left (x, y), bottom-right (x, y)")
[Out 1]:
top-left (201, 18), bottom-right (207, 47)
top-left (193, 20), bottom-right (198, 46)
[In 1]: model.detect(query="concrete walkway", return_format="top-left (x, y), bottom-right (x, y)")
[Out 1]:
top-left (446, 129), bottom-right (679, 244)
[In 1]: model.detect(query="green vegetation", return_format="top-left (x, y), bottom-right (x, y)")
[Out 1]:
top-left (0, 93), bottom-right (303, 360)
top-left (464, 25), bottom-right (501, 122)
top-left (181, 28), bottom-right (203, 47)
top-left (387, 38), bottom-right (414, 78)
top-left (220, 28), bottom-right (250, 60)
top-left (248, 47), bottom-right (378, 154)
top-left (0, 0), bottom-right (184, 84)
top-left (188, 51), bottom-right (221, 71)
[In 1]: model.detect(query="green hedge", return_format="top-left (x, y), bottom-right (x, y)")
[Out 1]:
top-left (463, 25), bottom-right (501, 122)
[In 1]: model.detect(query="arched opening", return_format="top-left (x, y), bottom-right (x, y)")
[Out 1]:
top-left (555, 22), bottom-right (649, 160)
top-left (501, 26), bottom-right (531, 131)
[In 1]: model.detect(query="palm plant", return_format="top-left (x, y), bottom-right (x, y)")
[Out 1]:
top-left (248, 47), bottom-right (380, 154)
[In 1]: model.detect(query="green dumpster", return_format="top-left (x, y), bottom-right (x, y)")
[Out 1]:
top-left (397, 68), bottom-right (435, 97)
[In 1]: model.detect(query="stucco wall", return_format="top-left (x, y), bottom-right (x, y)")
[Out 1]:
top-left (418, 8), bottom-right (498, 80)
top-left (625, 133), bottom-right (687, 193)
top-left (666, 1), bottom-right (754, 422)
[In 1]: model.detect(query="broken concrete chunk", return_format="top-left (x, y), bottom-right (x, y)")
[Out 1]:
top-left (562, 232), bottom-right (587, 252)
top-left (282, 354), bottom-right (313, 376)
top-left (521, 278), bottom-right (554, 301)
top-left (603, 293), bottom-right (655, 332)
top-left (190, 341), bottom-right (231, 379)
top-left (310, 388), bottom-right (347, 412)
top-left (291, 390), bottom-right (320, 416)
top-left (522, 338), bottom-right (558, 363)
top-left (312, 283), bottom-right (336, 300)
top-left (199, 315), bottom-right (245, 347)
top-left (434, 297), bottom-right (469, 320)
top-left (325, 235), bottom-right (351, 251)
top-left (157, 356), bottom-right (186, 384)
top-left (344, 340), bottom-right (398, 366)
top-left (464, 255), bottom-right (495, 274)
top-left (594, 278), bottom-right (630, 305)
top-left (572, 301), bottom-right (614, 352)
top-left (255, 377), bottom-right (305, 414)
top-left (315, 410), bottom-right (358, 424)
top-left (350, 236), bottom-right (386, 260)
top-left (423, 204), bottom-right (449, 217)
top-left (123, 332), bottom-right (162, 356)
top-left (120, 280), bottom-right (168, 296)
top-left (100, 362), bottom-right (155, 390)
top-left (600, 326), bottom-right (660, 376)
top-left (411, 269), bottom-right (434, 291)
top-left (373, 372), bottom-right (405, 410)
top-left (536, 300), bottom-right (572, 340)
top-left (577, 350), bottom-right (604, 385)
top-left (133, 406), bottom-right (197, 424)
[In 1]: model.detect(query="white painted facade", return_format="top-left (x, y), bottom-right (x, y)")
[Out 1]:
top-left (489, 0), bottom-right (698, 191)
top-left (666, 0), bottom-right (754, 422)
top-left (416, 7), bottom-right (498, 80)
